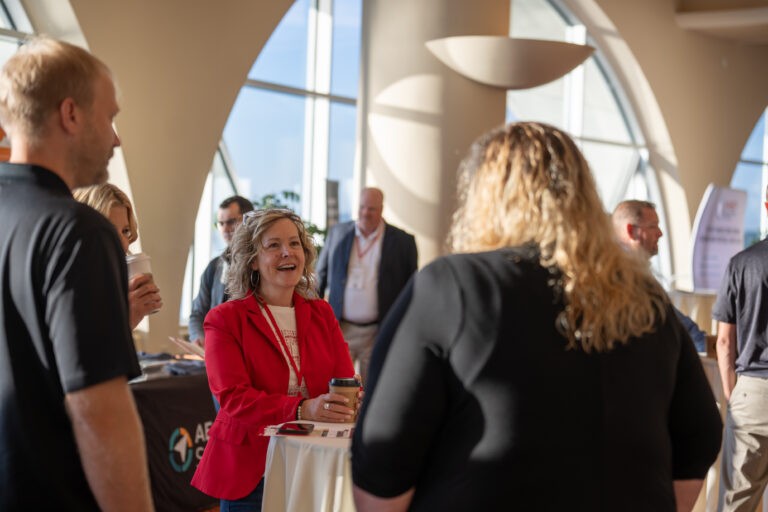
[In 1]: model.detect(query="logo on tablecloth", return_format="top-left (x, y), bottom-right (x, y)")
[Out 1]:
top-left (169, 427), bottom-right (194, 472)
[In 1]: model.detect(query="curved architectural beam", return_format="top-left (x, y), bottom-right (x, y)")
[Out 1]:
top-left (27, 0), bottom-right (293, 351)
top-left (565, 0), bottom-right (768, 291)
top-left (675, 6), bottom-right (768, 44)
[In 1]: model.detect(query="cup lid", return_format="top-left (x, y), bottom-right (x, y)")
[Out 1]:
top-left (329, 377), bottom-right (359, 387)
top-left (126, 252), bottom-right (150, 262)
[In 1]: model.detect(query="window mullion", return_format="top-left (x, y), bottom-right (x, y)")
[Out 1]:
top-left (301, 0), bottom-right (320, 221)
top-left (563, 24), bottom-right (586, 137)
top-left (305, 0), bottom-right (333, 228)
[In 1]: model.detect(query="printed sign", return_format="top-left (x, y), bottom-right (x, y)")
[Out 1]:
top-left (691, 184), bottom-right (747, 292)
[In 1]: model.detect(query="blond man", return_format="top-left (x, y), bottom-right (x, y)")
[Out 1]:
top-left (0, 38), bottom-right (153, 510)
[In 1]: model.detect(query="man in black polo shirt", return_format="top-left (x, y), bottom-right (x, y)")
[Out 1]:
top-left (0, 38), bottom-right (153, 510)
top-left (713, 187), bottom-right (768, 511)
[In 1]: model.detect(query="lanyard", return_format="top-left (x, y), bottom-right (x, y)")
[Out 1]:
top-left (257, 296), bottom-right (302, 388)
top-left (355, 227), bottom-right (382, 260)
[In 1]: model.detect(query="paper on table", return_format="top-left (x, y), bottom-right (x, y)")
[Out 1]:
top-left (263, 424), bottom-right (355, 438)
top-left (168, 336), bottom-right (205, 359)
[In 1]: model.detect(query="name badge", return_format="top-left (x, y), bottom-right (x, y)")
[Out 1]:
top-left (348, 265), bottom-right (365, 290)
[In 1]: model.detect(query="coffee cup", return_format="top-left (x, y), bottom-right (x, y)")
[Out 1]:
top-left (126, 252), bottom-right (152, 278)
top-left (329, 377), bottom-right (360, 423)
top-left (126, 253), bottom-right (160, 314)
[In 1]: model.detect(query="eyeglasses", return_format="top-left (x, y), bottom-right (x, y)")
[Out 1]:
top-left (214, 217), bottom-right (242, 229)
top-left (632, 223), bottom-right (660, 231)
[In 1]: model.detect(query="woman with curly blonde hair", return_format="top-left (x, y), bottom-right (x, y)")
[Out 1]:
top-left (352, 122), bottom-right (722, 511)
top-left (192, 208), bottom-right (359, 511)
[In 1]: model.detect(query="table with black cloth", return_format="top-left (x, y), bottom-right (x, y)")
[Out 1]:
top-left (131, 372), bottom-right (217, 512)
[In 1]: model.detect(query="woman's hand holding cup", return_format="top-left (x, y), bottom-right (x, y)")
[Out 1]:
top-left (301, 393), bottom-right (355, 422)
top-left (128, 273), bottom-right (163, 329)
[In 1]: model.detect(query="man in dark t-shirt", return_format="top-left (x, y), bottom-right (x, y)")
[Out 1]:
top-left (712, 188), bottom-right (768, 511)
top-left (0, 38), bottom-right (153, 510)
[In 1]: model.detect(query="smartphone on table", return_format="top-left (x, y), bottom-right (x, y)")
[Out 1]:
top-left (277, 422), bottom-right (314, 435)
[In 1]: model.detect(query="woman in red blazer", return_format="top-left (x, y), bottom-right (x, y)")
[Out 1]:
top-left (191, 208), bottom-right (357, 511)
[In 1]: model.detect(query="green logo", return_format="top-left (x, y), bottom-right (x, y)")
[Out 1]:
top-left (169, 427), bottom-right (193, 472)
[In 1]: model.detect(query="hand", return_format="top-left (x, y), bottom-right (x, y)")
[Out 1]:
top-left (128, 274), bottom-right (163, 329)
top-left (193, 338), bottom-right (204, 349)
top-left (301, 393), bottom-right (355, 422)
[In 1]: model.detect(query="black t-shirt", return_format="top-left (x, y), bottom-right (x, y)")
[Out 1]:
top-left (352, 247), bottom-right (722, 511)
top-left (712, 238), bottom-right (768, 377)
top-left (0, 163), bottom-right (140, 510)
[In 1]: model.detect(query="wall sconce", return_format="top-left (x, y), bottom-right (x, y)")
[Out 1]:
top-left (426, 36), bottom-right (595, 90)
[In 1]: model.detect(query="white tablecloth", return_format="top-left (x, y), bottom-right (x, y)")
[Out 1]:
top-left (262, 422), bottom-right (355, 512)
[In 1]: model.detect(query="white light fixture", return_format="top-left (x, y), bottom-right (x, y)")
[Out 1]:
top-left (426, 36), bottom-right (595, 90)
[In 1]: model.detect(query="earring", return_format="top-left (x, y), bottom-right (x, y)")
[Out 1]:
top-left (250, 270), bottom-right (260, 289)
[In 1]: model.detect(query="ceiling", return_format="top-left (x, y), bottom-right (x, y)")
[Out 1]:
top-left (675, 1), bottom-right (768, 44)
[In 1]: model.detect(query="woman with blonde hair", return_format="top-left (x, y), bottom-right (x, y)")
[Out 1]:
top-left (192, 208), bottom-right (359, 511)
top-left (74, 183), bottom-right (162, 329)
top-left (351, 122), bottom-right (722, 511)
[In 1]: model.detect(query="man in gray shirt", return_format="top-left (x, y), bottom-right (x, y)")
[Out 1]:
top-left (713, 187), bottom-right (768, 511)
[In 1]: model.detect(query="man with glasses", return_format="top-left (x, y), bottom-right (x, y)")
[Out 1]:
top-left (612, 200), bottom-right (707, 352)
top-left (189, 195), bottom-right (254, 348)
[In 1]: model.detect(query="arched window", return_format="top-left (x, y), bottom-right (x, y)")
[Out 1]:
top-left (0, 2), bottom-right (35, 160)
top-left (506, 0), bottom-right (670, 282)
top-left (181, 0), bottom-right (362, 322)
top-left (730, 108), bottom-right (768, 247)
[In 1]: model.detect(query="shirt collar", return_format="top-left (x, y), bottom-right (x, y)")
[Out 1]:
top-left (0, 162), bottom-right (70, 195)
top-left (355, 219), bottom-right (384, 240)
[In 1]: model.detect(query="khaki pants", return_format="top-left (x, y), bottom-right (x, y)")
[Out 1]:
top-left (719, 375), bottom-right (768, 511)
top-left (340, 322), bottom-right (378, 387)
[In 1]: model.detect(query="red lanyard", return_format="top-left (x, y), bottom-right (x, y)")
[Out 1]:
top-left (355, 227), bottom-right (382, 259)
top-left (257, 296), bottom-right (302, 388)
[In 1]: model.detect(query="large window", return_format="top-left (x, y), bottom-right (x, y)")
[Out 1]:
top-left (730, 108), bottom-right (768, 247)
top-left (506, 0), bottom-right (669, 281)
top-left (0, 2), bottom-right (34, 157)
top-left (182, 0), bottom-right (362, 323)
top-left (226, 0), bottom-right (361, 226)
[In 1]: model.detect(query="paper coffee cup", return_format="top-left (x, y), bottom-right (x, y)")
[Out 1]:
top-left (329, 377), bottom-right (360, 423)
top-left (126, 253), bottom-right (160, 314)
top-left (126, 252), bottom-right (152, 278)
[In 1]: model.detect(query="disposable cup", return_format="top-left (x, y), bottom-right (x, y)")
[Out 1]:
top-left (126, 253), bottom-right (160, 314)
top-left (126, 252), bottom-right (152, 278)
top-left (329, 377), bottom-right (360, 423)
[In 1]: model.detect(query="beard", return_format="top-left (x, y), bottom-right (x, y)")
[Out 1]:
top-left (68, 130), bottom-right (112, 188)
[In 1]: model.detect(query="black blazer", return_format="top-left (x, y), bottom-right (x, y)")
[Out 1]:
top-left (316, 221), bottom-right (417, 322)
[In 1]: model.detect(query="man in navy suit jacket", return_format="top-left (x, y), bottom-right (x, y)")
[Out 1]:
top-left (316, 188), bottom-right (417, 384)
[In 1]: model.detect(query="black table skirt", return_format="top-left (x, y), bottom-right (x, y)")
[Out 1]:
top-left (131, 373), bottom-right (217, 512)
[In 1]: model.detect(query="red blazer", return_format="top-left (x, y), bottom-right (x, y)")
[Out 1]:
top-left (191, 292), bottom-right (355, 500)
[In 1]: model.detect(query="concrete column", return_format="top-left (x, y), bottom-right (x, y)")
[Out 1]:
top-left (359, 0), bottom-right (509, 266)
top-left (61, 0), bottom-right (292, 352)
